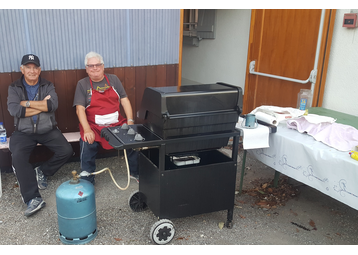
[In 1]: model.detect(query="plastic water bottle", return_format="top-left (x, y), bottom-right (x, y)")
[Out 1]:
top-left (0, 122), bottom-right (7, 144)
top-left (297, 89), bottom-right (313, 110)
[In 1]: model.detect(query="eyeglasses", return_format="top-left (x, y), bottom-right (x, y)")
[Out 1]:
top-left (86, 63), bottom-right (103, 69)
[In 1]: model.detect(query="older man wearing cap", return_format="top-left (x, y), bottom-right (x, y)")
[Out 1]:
top-left (7, 54), bottom-right (73, 217)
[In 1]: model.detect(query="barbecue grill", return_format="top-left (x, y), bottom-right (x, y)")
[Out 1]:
top-left (101, 82), bottom-right (243, 244)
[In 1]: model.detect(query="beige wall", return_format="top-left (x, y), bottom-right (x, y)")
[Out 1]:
top-left (322, 9), bottom-right (358, 116)
top-left (182, 9), bottom-right (251, 92)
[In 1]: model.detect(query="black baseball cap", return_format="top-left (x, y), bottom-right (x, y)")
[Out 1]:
top-left (21, 54), bottom-right (40, 67)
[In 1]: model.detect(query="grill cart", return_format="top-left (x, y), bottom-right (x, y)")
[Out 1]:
top-left (101, 83), bottom-right (243, 244)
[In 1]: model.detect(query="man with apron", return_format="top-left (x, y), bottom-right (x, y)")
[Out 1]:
top-left (73, 52), bottom-right (139, 184)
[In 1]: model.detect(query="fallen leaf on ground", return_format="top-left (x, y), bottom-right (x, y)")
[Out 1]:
top-left (242, 177), bottom-right (299, 210)
top-left (176, 237), bottom-right (189, 240)
top-left (218, 222), bottom-right (225, 229)
top-left (290, 209), bottom-right (298, 216)
top-left (256, 201), bottom-right (268, 206)
top-left (114, 238), bottom-right (122, 241)
top-left (309, 219), bottom-right (316, 229)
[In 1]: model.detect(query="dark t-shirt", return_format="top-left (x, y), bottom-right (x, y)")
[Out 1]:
top-left (73, 74), bottom-right (127, 108)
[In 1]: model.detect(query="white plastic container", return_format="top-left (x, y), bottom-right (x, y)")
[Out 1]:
top-left (297, 89), bottom-right (312, 110)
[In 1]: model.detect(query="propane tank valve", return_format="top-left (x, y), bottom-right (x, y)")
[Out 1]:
top-left (70, 170), bottom-right (80, 184)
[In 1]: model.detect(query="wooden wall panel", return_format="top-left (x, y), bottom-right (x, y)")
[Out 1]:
top-left (123, 67), bottom-right (136, 120)
top-left (64, 70), bottom-right (81, 132)
top-left (156, 65), bottom-right (167, 87)
top-left (146, 66), bottom-right (158, 88)
top-left (11, 72), bottom-right (22, 83)
top-left (52, 71), bottom-right (67, 132)
top-left (166, 64), bottom-right (178, 87)
top-left (114, 68), bottom-right (125, 84)
top-left (0, 64), bottom-right (178, 170)
top-left (135, 66), bottom-right (147, 123)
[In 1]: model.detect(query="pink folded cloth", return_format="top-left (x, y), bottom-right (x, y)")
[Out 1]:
top-left (287, 117), bottom-right (358, 151)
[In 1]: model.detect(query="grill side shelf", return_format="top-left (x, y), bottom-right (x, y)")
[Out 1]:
top-left (101, 124), bottom-right (164, 150)
top-left (102, 125), bottom-right (241, 151)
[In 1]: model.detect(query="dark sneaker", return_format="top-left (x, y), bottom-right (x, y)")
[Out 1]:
top-left (24, 197), bottom-right (46, 217)
top-left (34, 166), bottom-right (47, 189)
top-left (130, 174), bottom-right (139, 183)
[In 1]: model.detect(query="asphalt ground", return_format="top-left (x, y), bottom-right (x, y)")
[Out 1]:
top-left (0, 147), bottom-right (357, 252)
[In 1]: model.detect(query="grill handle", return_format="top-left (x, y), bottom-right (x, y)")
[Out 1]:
top-left (216, 82), bottom-right (243, 115)
top-left (100, 128), bottom-right (124, 149)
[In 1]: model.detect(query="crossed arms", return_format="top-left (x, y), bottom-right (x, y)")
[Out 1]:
top-left (20, 95), bottom-right (51, 117)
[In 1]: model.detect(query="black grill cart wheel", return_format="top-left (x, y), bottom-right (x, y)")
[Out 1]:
top-left (150, 219), bottom-right (175, 245)
top-left (128, 190), bottom-right (148, 212)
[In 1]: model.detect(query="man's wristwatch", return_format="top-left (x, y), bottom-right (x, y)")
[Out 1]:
top-left (25, 101), bottom-right (30, 108)
top-left (128, 119), bottom-right (134, 123)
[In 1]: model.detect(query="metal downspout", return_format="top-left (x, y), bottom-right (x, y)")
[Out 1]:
top-left (309, 9), bottom-right (326, 107)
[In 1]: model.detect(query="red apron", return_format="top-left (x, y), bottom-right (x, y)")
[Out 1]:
top-left (79, 75), bottom-right (126, 150)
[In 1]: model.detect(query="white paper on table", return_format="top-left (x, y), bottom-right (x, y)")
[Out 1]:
top-left (236, 117), bottom-right (270, 150)
top-left (255, 111), bottom-right (278, 126)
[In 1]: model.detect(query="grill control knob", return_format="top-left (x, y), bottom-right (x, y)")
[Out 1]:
top-left (127, 128), bottom-right (135, 135)
top-left (134, 134), bottom-right (144, 141)
top-left (121, 123), bottom-right (129, 130)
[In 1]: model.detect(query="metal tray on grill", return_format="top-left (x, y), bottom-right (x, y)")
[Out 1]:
top-left (171, 155), bottom-right (200, 166)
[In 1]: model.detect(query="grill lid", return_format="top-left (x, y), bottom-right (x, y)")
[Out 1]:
top-left (138, 83), bottom-right (243, 120)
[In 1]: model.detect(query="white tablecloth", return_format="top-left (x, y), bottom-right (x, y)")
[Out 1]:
top-left (248, 123), bottom-right (358, 210)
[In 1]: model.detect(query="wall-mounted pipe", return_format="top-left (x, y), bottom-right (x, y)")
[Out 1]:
top-left (310, 9), bottom-right (326, 106)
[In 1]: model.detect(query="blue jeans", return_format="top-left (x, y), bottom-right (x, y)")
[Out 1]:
top-left (79, 138), bottom-right (138, 184)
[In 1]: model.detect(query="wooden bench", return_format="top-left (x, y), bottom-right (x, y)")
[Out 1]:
top-left (0, 131), bottom-right (80, 198)
top-left (0, 131), bottom-right (81, 150)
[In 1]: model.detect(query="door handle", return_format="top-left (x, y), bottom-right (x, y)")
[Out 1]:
top-left (249, 60), bottom-right (316, 84)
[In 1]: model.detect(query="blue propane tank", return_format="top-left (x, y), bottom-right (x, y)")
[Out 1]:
top-left (56, 170), bottom-right (97, 245)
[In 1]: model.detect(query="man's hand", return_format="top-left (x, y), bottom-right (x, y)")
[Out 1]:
top-left (83, 128), bottom-right (95, 144)
top-left (76, 105), bottom-right (96, 144)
